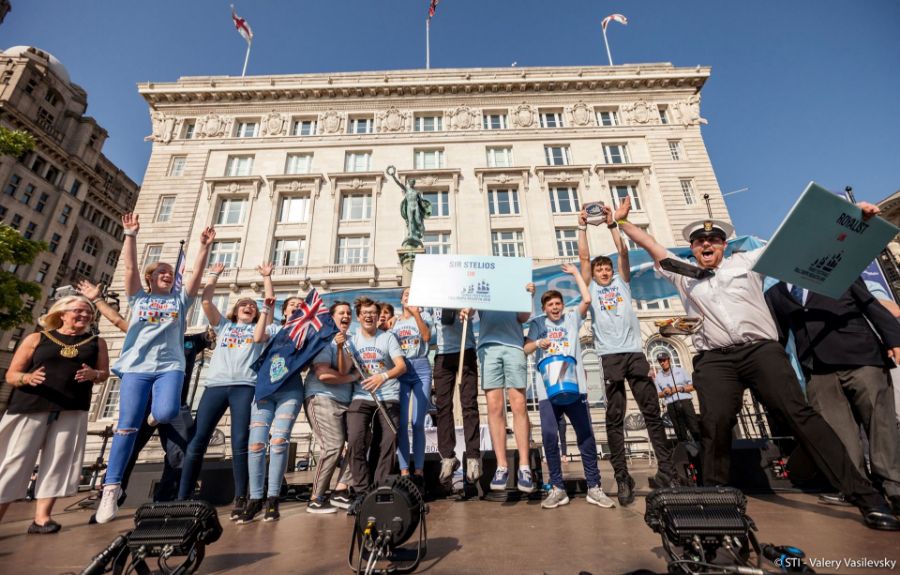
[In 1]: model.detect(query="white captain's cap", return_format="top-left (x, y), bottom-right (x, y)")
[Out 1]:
top-left (682, 219), bottom-right (735, 243)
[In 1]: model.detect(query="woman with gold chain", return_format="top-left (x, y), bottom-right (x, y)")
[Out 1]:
top-left (0, 295), bottom-right (109, 533)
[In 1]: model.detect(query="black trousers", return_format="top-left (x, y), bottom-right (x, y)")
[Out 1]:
top-left (666, 399), bottom-right (701, 443)
top-left (692, 340), bottom-right (879, 501)
top-left (433, 349), bottom-right (481, 460)
top-left (346, 399), bottom-right (400, 491)
top-left (602, 352), bottom-right (675, 480)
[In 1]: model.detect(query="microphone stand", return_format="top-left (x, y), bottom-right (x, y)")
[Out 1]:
top-left (344, 339), bottom-right (398, 435)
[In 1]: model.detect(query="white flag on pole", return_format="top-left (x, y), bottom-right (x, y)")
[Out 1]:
top-left (601, 13), bottom-right (628, 31)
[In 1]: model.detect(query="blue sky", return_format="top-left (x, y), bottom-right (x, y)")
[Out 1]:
top-left (5, 0), bottom-right (899, 239)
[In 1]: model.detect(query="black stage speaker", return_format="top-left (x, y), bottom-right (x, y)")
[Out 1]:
top-left (728, 439), bottom-right (795, 492)
top-left (421, 452), bottom-right (452, 499)
top-left (124, 460), bottom-right (234, 507)
top-left (477, 448), bottom-right (543, 501)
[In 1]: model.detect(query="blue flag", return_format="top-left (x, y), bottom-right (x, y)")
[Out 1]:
top-left (171, 243), bottom-right (186, 294)
top-left (251, 289), bottom-right (338, 401)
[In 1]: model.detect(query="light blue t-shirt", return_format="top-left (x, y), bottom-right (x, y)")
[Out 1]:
top-left (350, 329), bottom-right (403, 402)
top-left (304, 341), bottom-right (354, 404)
top-left (654, 366), bottom-right (693, 405)
top-left (476, 310), bottom-right (527, 351)
top-left (114, 289), bottom-right (194, 376)
top-left (204, 321), bottom-right (267, 388)
top-left (527, 310), bottom-right (587, 400)
top-left (391, 312), bottom-right (433, 359)
top-left (431, 308), bottom-right (476, 355)
top-left (588, 276), bottom-right (643, 356)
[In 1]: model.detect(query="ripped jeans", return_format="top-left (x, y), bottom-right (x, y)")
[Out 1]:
top-left (248, 387), bottom-right (303, 499)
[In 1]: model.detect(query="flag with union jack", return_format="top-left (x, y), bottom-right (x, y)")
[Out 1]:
top-left (170, 243), bottom-right (186, 295)
top-left (252, 288), bottom-right (339, 400)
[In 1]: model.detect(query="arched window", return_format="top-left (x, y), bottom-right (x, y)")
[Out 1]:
top-left (106, 250), bottom-right (119, 267)
top-left (646, 337), bottom-right (685, 370)
top-left (82, 236), bottom-right (100, 257)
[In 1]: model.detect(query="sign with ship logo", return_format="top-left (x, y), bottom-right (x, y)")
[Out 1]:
top-left (408, 255), bottom-right (533, 312)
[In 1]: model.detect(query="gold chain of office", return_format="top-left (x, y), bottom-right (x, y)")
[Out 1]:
top-left (41, 330), bottom-right (97, 359)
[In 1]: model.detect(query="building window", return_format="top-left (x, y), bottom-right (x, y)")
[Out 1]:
top-left (106, 250), bottom-right (119, 266)
top-left (4, 174), bottom-right (21, 196)
top-left (11, 214), bottom-right (22, 229)
top-left (292, 119), bottom-right (317, 136)
top-left (491, 230), bottom-right (525, 257)
top-left (35, 192), bottom-right (49, 213)
top-left (344, 151), bottom-right (372, 172)
top-left (348, 117), bottom-right (374, 134)
top-left (597, 110), bottom-right (619, 127)
top-left (144, 244), bottom-right (163, 267)
top-left (658, 106), bottom-right (669, 125)
top-left (24, 78), bottom-right (37, 94)
top-left (539, 111), bottom-right (563, 128)
top-left (20, 183), bottom-right (34, 205)
top-left (414, 115), bottom-right (443, 132)
top-left (603, 144), bottom-right (630, 164)
top-left (279, 196), bottom-right (310, 223)
top-left (486, 146), bottom-right (513, 168)
top-left (337, 236), bottom-right (370, 264)
top-left (37, 107), bottom-right (55, 126)
top-left (235, 121), bottom-right (259, 138)
top-left (215, 198), bottom-right (247, 225)
top-left (35, 262), bottom-right (50, 283)
top-left (225, 155), bottom-right (254, 177)
top-left (680, 179), bottom-right (696, 205)
top-left (44, 166), bottom-right (60, 185)
top-left (646, 338), bottom-right (680, 369)
top-left (49, 233), bottom-right (62, 253)
top-left (544, 145), bottom-right (571, 166)
top-left (272, 238), bottom-right (306, 267)
top-left (44, 90), bottom-right (60, 106)
top-left (0, 206), bottom-right (6, 219)
top-left (208, 241), bottom-right (241, 267)
top-left (414, 149), bottom-right (444, 170)
top-left (668, 140), bottom-right (682, 161)
top-left (487, 189), bottom-right (520, 215)
top-left (8, 328), bottom-right (25, 351)
top-left (611, 184), bottom-right (642, 211)
top-left (30, 156), bottom-right (47, 177)
top-left (638, 299), bottom-right (673, 313)
top-left (82, 237), bottom-right (99, 256)
top-left (99, 379), bottom-right (121, 420)
top-left (24, 222), bottom-right (37, 240)
top-left (424, 231), bottom-right (451, 255)
top-left (74, 260), bottom-right (94, 278)
top-left (549, 186), bottom-right (580, 213)
top-left (188, 295), bottom-right (229, 327)
top-left (168, 156), bottom-right (187, 177)
top-left (182, 122), bottom-right (196, 139)
top-left (483, 112), bottom-right (508, 130)
top-left (69, 180), bottom-right (82, 197)
top-left (156, 196), bottom-right (176, 223)
top-left (285, 153), bottom-right (313, 174)
top-left (341, 193), bottom-right (372, 221)
top-left (555, 228), bottom-right (578, 257)
top-left (58, 205), bottom-right (72, 225)
top-left (423, 191), bottom-right (449, 217)
top-left (625, 225), bottom-right (650, 250)
top-left (100, 272), bottom-right (112, 285)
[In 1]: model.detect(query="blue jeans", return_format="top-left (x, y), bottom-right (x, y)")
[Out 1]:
top-left (398, 357), bottom-right (431, 472)
top-left (105, 371), bottom-right (183, 485)
top-left (178, 385), bottom-right (254, 500)
top-left (539, 396), bottom-right (601, 489)
top-left (248, 387), bottom-right (302, 499)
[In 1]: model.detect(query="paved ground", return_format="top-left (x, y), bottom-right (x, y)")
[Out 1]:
top-left (1, 463), bottom-right (898, 575)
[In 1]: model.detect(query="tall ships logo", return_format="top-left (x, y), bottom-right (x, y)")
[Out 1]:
top-left (451, 281), bottom-right (491, 304)
top-left (795, 251), bottom-right (843, 283)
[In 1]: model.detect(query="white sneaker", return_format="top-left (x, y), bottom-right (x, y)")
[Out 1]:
top-left (439, 457), bottom-right (460, 483)
top-left (541, 486), bottom-right (570, 509)
top-left (465, 457), bottom-right (482, 483)
top-left (586, 485), bottom-right (615, 508)
top-left (95, 484), bottom-right (122, 524)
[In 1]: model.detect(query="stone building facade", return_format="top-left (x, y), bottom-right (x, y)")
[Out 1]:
top-left (0, 46), bottom-right (139, 402)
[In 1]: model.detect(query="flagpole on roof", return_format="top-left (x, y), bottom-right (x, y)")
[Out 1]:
top-left (241, 39), bottom-right (251, 77)
top-left (426, 17), bottom-right (430, 69)
top-left (602, 25), bottom-right (613, 66)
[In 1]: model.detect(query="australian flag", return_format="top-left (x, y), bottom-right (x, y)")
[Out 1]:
top-left (251, 288), bottom-right (338, 401)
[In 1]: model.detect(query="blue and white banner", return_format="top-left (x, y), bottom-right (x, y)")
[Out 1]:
top-left (408, 254), bottom-right (533, 312)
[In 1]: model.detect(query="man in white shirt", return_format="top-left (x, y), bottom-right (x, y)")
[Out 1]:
top-left (653, 352), bottom-right (700, 445)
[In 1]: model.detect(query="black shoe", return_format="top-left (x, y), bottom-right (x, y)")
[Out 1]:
top-left (230, 496), bottom-right (248, 521)
top-left (817, 493), bottom-right (852, 507)
top-left (616, 475), bottom-right (635, 506)
top-left (307, 496), bottom-right (338, 514)
top-left (330, 489), bottom-right (352, 510)
top-left (347, 493), bottom-right (366, 517)
top-left (263, 497), bottom-right (280, 522)
top-left (236, 499), bottom-right (263, 524)
top-left (889, 495), bottom-right (900, 516)
top-left (27, 520), bottom-right (61, 534)
top-left (850, 496), bottom-right (900, 531)
top-left (652, 472), bottom-right (680, 489)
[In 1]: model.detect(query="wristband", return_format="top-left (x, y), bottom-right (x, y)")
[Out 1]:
top-left (577, 224), bottom-right (587, 231)
top-left (616, 219), bottom-right (629, 226)
top-left (209, 271), bottom-right (221, 277)
top-left (381, 373), bottom-right (388, 383)
top-left (18, 373), bottom-right (26, 386)
top-left (91, 297), bottom-right (103, 304)
top-left (259, 308), bottom-right (270, 315)
top-left (123, 229), bottom-right (138, 237)
top-left (607, 222), bottom-right (618, 229)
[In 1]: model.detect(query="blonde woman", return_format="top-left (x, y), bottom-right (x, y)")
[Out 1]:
top-left (95, 213), bottom-right (214, 524)
top-left (0, 295), bottom-right (109, 533)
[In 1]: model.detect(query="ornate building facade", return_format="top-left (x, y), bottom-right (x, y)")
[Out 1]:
top-left (0, 46), bottom-right (139, 404)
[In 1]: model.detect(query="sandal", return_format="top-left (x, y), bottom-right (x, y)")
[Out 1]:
top-left (27, 520), bottom-right (61, 534)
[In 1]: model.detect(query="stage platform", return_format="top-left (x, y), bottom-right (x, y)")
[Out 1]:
top-left (1, 463), bottom-right (897, 575)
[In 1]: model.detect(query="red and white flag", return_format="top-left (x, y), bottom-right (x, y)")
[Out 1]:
top-left (231, 5), bottom-right (253, 43)
top-left (428, 0), bottom-right (440, 20)
top-left (601, 13), bottom-right (628, 31)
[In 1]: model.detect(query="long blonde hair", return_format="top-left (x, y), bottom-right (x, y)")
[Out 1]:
top-left (38, 295), bottom-right (96, 331)
top-left (144, 261), bottom-right (173, 292)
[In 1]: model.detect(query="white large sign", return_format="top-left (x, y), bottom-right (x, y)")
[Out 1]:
top-left (408, 254), bottom-right (533, 312)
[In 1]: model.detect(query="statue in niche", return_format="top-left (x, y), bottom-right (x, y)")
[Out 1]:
top-left (387, 165), bottom-right (431, 248)
top-left (147, 111), bottom-right (174, 143)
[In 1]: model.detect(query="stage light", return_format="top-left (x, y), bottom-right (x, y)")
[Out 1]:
top-left (348, 475), bottom-right (428, 575)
